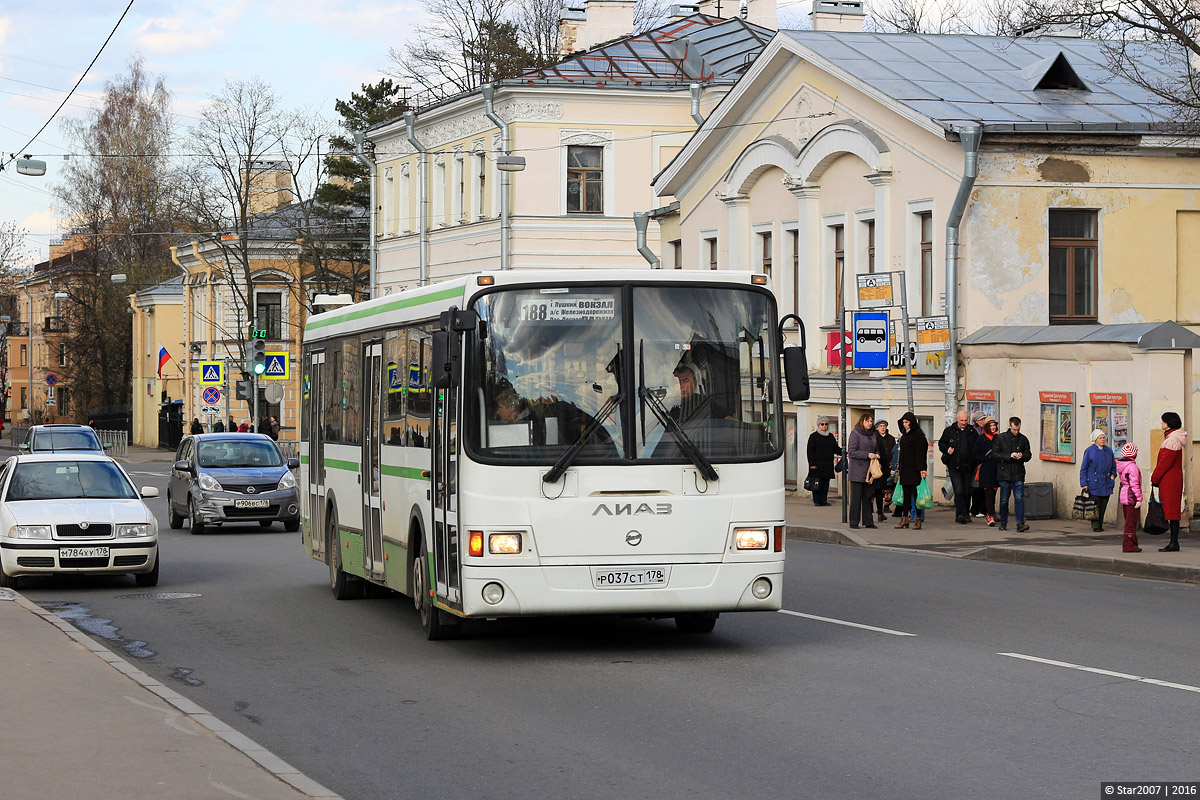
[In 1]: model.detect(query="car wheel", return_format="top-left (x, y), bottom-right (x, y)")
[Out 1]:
top-left (188, 498), bottom-right (205, 535)
top-left (413, 537), bottom-right (460, 640)
top-left (674, 612), bottom-right (718, 634)
top-left (135, 551), bottom-right (160, 587)
top-left (327, 507), bottom-right (360, 600)
top-left (0, 568), bottom-right (20, 590)
top-left (167, 492), bottom-right (184, 530)
top-left (284, 519), bottom-right (300, 532)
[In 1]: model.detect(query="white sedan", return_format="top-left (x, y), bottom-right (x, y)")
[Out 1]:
top-left (0, 454), bottom-right (160, 589)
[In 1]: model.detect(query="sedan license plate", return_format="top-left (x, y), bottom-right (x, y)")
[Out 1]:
top-left (234, 499), bottom-right (270, 509)
top-left (60, 546), bottom-right (109, 559)
top-left (592, 566), bottom-right (670, 589)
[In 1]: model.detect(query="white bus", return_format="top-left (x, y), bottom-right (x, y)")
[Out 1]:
top-left (300, 269), bottom-right (808, 639)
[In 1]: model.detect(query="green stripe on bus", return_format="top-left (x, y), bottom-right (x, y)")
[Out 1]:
top-left (300, 454), bottom-right (309, 464)
top-left (324, 458), bottom-right (360, 472)
top-left (306, 286), bottom-right (464, 331)
top-left (381, 465), bottom-right (429, 480)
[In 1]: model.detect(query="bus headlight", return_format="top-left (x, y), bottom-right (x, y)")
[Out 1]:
top-left (489, 533), bottom-right (522, 554)
top-left (752, 578), bottom-right (773, 599)
top-left (482, 582), bottom-right (505, 605)
top-left (734, 527), bottom-right (769, 550)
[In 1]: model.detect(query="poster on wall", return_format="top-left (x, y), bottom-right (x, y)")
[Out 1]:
top-left (1090, 392), bottom-right (1131, 448)
top-left (966, 389), bottom-right (998, 425)
top-left (1039, 391), bottom-right (1075, 463)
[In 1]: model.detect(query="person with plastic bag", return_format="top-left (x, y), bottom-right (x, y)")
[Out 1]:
top-left (1079, 429), bottom-right (1117, 532)
top-left (1151, 411), bottom-right (1187, 552)
top-left (846, 412), bottom-right (881, 530)
top-left (991, 416), bottom-right (1033, 533)
top-left (894, 411), bottom-right (929, 530)
top-left (806, 417), bottom-right (841, 507)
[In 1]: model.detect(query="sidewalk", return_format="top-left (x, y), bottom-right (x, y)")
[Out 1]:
top-left (0, 589), bottom-right (342, 800)
top-left (786, 493), bottom-right (1200, 585)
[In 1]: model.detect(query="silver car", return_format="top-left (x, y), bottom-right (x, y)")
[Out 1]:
top-left (0, 454), bottom-right (160, 589)
top-left (167, 434), bottom-right (301, 535)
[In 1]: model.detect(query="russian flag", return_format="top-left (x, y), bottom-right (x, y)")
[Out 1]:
top-left (157, 343), bottom-right (172, 377)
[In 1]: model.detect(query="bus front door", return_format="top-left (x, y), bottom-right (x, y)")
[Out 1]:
top-left (430, 383), bottom-right (462, 610)
top-left (307, 351), bottom-right (326, 557)
top-left (362, 342), bottom-right (385, 580)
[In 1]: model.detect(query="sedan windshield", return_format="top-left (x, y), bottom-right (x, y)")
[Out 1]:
top-left (197, 440), bottom-right (284, 468)
top-left (7, 461), bottom-right (137, 500)
top-left (31, 429), bottom-right (102, 452)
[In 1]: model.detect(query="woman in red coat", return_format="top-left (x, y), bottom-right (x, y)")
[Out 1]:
top-left (1151, 411), bottom-right (1186, 552)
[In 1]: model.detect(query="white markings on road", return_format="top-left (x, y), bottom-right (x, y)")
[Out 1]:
top-left (999, 653), bottom-right (1200, 695)
top-left (126, 471), bottom-right (163, 477)
top-left (779, 609), bottom-right (917, 637)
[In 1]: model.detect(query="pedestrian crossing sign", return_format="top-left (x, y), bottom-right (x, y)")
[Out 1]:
top-left (262, 352), bottom-right (289, 380)
top-left (199, 361), bottom-right (225, 385)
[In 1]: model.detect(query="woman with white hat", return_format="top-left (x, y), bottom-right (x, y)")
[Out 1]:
top-left (1079, 429), bottom-right (1117, 532)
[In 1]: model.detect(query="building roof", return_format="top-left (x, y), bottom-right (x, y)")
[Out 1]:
top-left (133, 274), bottom-right (184, 301)
top-left (522, 15), bottom-right (773, 87)
top-left (959, 322), bottom-right (1200, 350)
top-left (778, 30), bottom-right (1183, 134)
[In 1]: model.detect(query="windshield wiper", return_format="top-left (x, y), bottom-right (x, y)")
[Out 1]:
top-left (639, 385), bottom-right (719, 482)
top-left (542, 392), bottom-right (624, 484)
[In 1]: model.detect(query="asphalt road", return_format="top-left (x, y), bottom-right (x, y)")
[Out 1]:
top-left (16, 462), bottom-right (1200, 800)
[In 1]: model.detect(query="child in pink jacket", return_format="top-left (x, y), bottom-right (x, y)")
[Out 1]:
top-left (1116, 442), bottom-right (1143, 553)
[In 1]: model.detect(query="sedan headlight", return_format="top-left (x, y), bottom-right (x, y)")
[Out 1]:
top-left (197, 472), bottom-right (223, 492)
top-left (13, 525), bottom-right (51, 539)
top-left (277, 471), bottom-right (297, 491)
top-left (734, 527), bottom-right (770, 550)
top-left (116, 524), bottom-right (152, 538)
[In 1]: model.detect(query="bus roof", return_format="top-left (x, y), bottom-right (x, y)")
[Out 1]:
top-left (303, 270), bottom-right (766, 342)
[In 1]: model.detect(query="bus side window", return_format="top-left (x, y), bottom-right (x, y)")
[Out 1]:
top-left (384, 331), bottom-right (406, 446)
top-left (324, 344), bottom-right (343, 443)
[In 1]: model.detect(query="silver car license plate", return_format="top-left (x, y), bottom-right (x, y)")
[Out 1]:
top-left (60, 546), bottom-right (110, 559)
top-left (234, 498), bottom-right (270, 509)
top-left (592, 566), bottom-right (670, 588)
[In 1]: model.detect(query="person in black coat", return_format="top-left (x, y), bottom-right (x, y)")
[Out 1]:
top-left (806, 417), bottom-right (841, 506)
top-left (938, 410), bottom-right (979, 524)
top-left (872, 420), bottom-right (896, 522)
top-left (970, 417), bottom-right (1000, 525)
top-left (895, 411), bottom-right (929, 529)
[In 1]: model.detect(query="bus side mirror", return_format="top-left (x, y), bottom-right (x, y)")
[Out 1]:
top-left (431, 330), bottom-right (460, 389)
top-left (778, 314), bottom-right (811, 403)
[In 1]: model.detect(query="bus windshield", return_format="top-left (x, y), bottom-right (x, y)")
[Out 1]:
top-left (467, 283), bottom-right (779, 464)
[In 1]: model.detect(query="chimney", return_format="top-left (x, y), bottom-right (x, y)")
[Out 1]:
top-left (810, 0), bottom-right (865, 31)
top-left (583, 0), bottom-right (637, 46)
top-left (745, 0), bottom-right (778, 28)
top-left (670, 3), bottom-right (700, 20)
top-left (241, 160), bottom-right (293, 216)
top-left (696, 0), bottom-right (732, 18)
top-left (559, 3), bottom-right (588, 55)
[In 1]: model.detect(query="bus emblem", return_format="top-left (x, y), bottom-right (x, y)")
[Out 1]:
top-left (625, 531), bottom-right (642, 546)
top-left (592, 502), bottom-right (672, 516)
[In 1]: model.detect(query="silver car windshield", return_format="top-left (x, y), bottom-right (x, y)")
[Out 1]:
top-left (30, 430), bottom-right (102, 451)
top-left (197, 440), bottom-right (284, 468)
top-left (7, 461), bottom-right (136, 500)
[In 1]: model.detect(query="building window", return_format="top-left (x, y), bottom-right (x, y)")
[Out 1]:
top-left (383, 166), bottom-right (394, 236)
top-left (760, 231), bottom-right (773, 279)
top-left (59, 386), bottom-right (69, 416)
top-left (832, 224), bottom-right (845, 321)
top-left (256, 292), bottom-right (283, 339)
top-left (919, 212), bottom-right (933, 316)
top-left (1049, 210), bottom-right (1098, 323)
top-left (20, 343), bottom-right (26, 367)
top-left (20, 386), bottom-right (26, 410)
top-left (707, 237), bottom-right (718, 270)
top-left (453, 150), bottom-right (465, 223)
top-left (865, 220), bottom-right (875, 273)
top-left (58, 344), bottom-right (67, 367)
top-left (670, 239), bottom-right (682, 269)
top-left (473, 149), bottom-right (486, 220)
top-left (566, 146), bottom-right (603, 214)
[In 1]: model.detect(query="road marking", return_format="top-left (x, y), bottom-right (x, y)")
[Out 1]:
top-left (999, 652), bottom-right (1200, 695)
top-left (779, 609), bottom-right (916, 637)
top-left (127, 471), bottom-right (164, 476)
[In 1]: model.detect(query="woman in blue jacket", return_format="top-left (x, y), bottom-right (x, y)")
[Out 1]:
top-left (1080, 430), bottom-right (1118, 532)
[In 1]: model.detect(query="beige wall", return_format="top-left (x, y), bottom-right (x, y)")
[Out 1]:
top-left (130, 296), bottom-right (183, 448)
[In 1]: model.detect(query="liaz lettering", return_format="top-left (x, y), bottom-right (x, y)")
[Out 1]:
top-left (592, 502), bottom-right (673, 516)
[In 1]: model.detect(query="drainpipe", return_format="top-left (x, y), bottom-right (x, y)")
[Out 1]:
top-left (944, 124), bottom-right (982, 426)
top-left (352, 130), bottom-right (377, 299)
top-left (481, 84), bottom-right (511, 271)
top-left (633, 211), bottom-right (660, 268)
top-left (689, 83), bottom-right (705, 125)
top-left (404, 111), bottom-right (429, 285)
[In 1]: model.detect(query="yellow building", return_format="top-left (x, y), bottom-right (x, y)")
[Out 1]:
top-left (652, 9), bottom-right (1200, 519)
top-left (129, 276), bottom-right (184, 448)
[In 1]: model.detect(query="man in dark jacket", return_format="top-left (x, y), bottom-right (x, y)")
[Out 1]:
top-left (872, 419), bottom-right (896, 522)
top-left (991, 416), bottom-right (1033, 532)
top-left (938, 410), bottom-right (979, 524)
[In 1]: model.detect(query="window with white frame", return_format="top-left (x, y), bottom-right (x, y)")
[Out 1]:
top-left (566, 145), bottom-right (603, 214)
top-left (920, 211), bottom-right (933, 315)
top-left (670, 239), bottom-right (682, 269)
top-left (452, 149), bottom-right (465, 223)
top-left (255, 292), bottom-right (283, 339)
top-left (472, 145), bottom-right (486, 220)
top-left (706, 236), bottom-right (718, 270)
top-left (828, 222), bottom-right (846, 323)
top-left (400, 163), bottom-right (411, 233)
top-left (433, 156), bottom-right (446, 227)
top-left (383, 166), bottom-right (394, 236)
top-left (757, 229), bottom-right (773, 280)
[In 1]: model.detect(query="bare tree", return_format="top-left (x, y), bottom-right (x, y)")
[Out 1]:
top-left (866, 0), bottom-right (976, 34)
top-left (0, 222), bottom-right (28, 422)
top-left (514, 0), bottom-right (565, 65)
top-left (633, 0), bottom-right (672, 34)
top-left (0, 222), bottom-right (27, 274)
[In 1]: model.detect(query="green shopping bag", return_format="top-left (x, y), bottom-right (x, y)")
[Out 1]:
top-left (915, 477), bottom-right (934, 510)
top-left (891, 481), bottom-right (905, 506)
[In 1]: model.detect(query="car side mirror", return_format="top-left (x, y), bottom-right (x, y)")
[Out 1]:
top-left (140, 486), bottom-right (159, 498)
top-left (173, 460), bottom-right (191, 472)
top-left (18, 444), bottom-right (29, 453)
top-left (103, 442), bottom-right (113, 450)
top-left (287, 457), bottom-right (300, 470)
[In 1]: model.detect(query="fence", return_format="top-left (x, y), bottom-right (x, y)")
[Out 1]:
top-left (277, 440), bottom-right (299, 461)
top-left (9, 426), bottom-right (28, 448)
top-left (5, 425), bottom-right (126, 456)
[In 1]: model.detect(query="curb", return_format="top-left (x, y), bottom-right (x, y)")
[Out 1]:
top-left (7, 591), bottom-right (344, 800)
top-left (786, 525), bottom-right (1200, 586)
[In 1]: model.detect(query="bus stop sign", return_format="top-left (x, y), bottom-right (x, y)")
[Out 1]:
top-left (852, 311), bottom-right (890, 369)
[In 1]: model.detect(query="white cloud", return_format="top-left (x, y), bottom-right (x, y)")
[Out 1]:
top-left (133, 2), bottom-right (250, 55)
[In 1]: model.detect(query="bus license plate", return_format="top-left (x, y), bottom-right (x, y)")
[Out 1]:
top-left (60, 547), bottom-right (109, 559)
top-left (234, 499), bottom-right (270, 509)
top-left (593, 567), bottom-right (670, 588)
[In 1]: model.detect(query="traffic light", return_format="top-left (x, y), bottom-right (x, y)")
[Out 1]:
top-left (235, 380), bottom-right (252, 401)
top-left (250, 339), bottom-right (267, 376)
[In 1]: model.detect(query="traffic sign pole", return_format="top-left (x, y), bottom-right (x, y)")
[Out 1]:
top-left (896, 272), bottom-right (914, 416)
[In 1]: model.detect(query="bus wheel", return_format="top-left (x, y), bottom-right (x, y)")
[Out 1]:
top-left (327, 508), bottom-right (360, 600)
top-left (674, 612), bottom-right (718, 634)
top-left (413, 539), bottom-right (460, 641)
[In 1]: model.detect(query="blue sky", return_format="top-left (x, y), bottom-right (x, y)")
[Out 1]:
top-left (0, 0), bottom-right (419, 265)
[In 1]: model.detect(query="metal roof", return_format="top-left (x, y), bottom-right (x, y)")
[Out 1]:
top-left (779, 30), bottom-right (1185, 133)
top-left (519, 15), bottom-right (773, 87)
top-left (959, 322), bottom-right (1200, 350)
